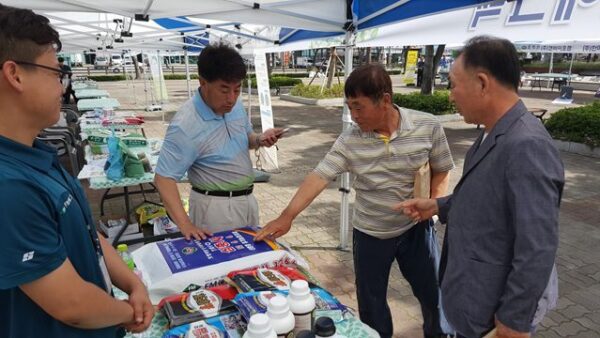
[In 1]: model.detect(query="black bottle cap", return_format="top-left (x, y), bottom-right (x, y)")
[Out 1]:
top-left (314, 317), bottom-right (336, 336)
top-left (296, 330), bottom-right (316, 338)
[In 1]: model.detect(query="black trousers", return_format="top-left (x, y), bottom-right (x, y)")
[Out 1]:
top-left (353, 220), bottom-right (452, 338)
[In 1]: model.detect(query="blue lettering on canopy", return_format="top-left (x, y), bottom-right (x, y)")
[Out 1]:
top-left (470, 0), bottom-right (598, 29)
top-left (507, 0), bottom-right (544, 25)
top-left (469, 1), bottom-right (504, 30)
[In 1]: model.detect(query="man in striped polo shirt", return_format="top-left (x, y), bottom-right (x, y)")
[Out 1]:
top-left (154, 44), bottom-right (284, 240)
top-left (256, 64), bottom-right (455, 338)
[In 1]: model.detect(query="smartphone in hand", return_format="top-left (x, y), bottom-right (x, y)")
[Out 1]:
top-left (276, 127), bottom-right (291, 138)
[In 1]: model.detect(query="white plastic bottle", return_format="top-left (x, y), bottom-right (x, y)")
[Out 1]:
top-left (287, 279), bottom-right (316, 334)
top-left (242, 313), bottom-right (277, 338)
top-left (266, 295), bottom-right (295, 338)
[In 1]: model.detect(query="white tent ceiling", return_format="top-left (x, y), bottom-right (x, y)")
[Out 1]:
top-left (47, 11), bottom-right (279, 53)
top-left (2, 0), bottom-right (346, 53)
top-left (7, 0), bottom-right (346, 32)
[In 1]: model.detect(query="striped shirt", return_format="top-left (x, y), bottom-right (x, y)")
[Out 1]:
top-left (155, 89), bottom-right (254, 191)
top-left (314, 105), bottom-right (455, 239)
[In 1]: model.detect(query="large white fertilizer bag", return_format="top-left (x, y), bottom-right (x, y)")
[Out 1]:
top-left (132, 226), bottom-right (307, 303)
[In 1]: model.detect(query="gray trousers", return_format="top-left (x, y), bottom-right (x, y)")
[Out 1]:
top-left (188, 190), bottom-right (259, 234)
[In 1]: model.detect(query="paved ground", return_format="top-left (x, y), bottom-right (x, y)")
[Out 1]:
top-left (84, 79), bottom-right (600, 337)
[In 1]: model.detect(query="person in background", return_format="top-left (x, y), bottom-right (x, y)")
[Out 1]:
top-left (58, 56), bottom-right (76, 103)
top-left (154, 43), bottom-right (285, 240)
top-left (256, 64), bottom-right (455, 338)
top-left (397, 36), bottom-right (564, 338)
top-left (0, 4), bottom-right (153, 338)
top-left (417, 55), bottom-right (425, 87)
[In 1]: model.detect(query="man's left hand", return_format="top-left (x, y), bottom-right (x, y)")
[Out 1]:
top-left (123, 285), bottom-right (155, 333)
top-left (494, 318), bottom-right (530, 338)
top-left (259, 128), bottom-right (285, 147)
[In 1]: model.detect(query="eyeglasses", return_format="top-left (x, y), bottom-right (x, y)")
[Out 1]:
top-left (1, 60), bottom-right (70, 79)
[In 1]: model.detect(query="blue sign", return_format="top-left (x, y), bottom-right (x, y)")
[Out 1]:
top-left (157, 227), bottom-right (278, 274)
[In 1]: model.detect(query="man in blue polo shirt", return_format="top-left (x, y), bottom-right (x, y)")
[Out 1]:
top-left (154, 44), bottom-right (284, 240)
top-left (0, 5), bottom-right (153, 337)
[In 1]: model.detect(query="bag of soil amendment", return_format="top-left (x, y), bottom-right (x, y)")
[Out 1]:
top-left (131, 226), bottom-right (307, 303)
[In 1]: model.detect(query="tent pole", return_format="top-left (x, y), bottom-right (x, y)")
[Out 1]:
top-left (549, 53), bottom-right (553, 74)
top-left (568, 52), bottom-right (575, 77)
top-left (339, 30), bottom-right (354, 251)
top-left (157, 50), bottom-right (165, 123)
top-left (184, 48), bottom-right (192, 98)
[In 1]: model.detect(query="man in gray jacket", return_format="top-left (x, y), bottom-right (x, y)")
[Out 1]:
top-left (397, 36), bottom-right (564, 338)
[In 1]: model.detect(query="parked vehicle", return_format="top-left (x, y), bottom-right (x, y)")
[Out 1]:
top-left (94, 56), bottom-right (109, 69)
top-left (295, 57), bottom-right (313, 68)
top-left (112, 60), bottom-right (144, 73)
top-left (111, 54), bottom-right (123, 66)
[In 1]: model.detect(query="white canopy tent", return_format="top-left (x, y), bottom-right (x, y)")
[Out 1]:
top-left (6, 0), bottom-right (348, 43)
top-left (5, 0), bottom-right (495, 250)
top-left (45, 12), bottom-right (283, 53)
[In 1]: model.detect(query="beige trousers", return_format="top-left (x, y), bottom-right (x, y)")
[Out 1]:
top-left (188, 190), bottom-right (259, 234)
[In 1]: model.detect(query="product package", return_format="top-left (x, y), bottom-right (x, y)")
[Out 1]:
top-left (136, 203), bottom-right (167, 225)
top-left (132, 226), bottom-right (307, 303)
top-left (160, 285), bottom-right (239, 328)
top-left (232, 287), bottom-right (346, 322)
top-left (226, 266), bottom-right (317, 293)
top-left (162, 311), bottom-right (247, 338)
top-left (150, 215), bottom-right (179, 235)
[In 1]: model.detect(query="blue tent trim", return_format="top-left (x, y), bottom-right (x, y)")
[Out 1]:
top-left (355, 0), bottom-right (492, 30)
top-left (154, 17), bottom-right (208, 51)
top-left (154, 17), bottom-right (198, 29)
top-left (279, 28), bottom-right (343, 44)
top-left (277, 0), bottom-right (493, 47)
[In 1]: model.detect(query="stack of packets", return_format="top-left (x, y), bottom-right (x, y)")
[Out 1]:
top-left (229, 268), bottom-right (348, 323)
top-left (160, 265), bottom-right (350, 338)
top-left (101, 116), bottom-right (144, 126)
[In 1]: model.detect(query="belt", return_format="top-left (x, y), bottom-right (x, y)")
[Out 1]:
top-left (192, 185), bottom-right (254, 197)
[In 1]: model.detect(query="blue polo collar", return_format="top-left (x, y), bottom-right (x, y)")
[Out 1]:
top-left (0, 134), bottom-right (56, 173)
top-left (193, 87), bottom-right (222, 121)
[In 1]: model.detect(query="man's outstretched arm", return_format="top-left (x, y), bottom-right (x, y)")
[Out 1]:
top-left (255, 173), bottom-right (329, 241)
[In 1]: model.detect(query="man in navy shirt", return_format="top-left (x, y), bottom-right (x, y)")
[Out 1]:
top-left (0, 5), bottom-right (154, 337)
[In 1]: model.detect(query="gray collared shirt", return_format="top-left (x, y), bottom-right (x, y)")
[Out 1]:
top-left (314, 106), bottom-right (455, 239)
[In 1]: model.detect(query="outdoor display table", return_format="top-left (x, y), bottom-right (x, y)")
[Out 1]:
top-left (77, 98), bottom-right (121, 111)
top-left (113, 232), bottom-right (379, 338)
top-left (79, 113), bottom-right (146, 139)
top-left (530, 73), bottom-right (575, 91)
top-left (80, 138), bottom-right (162, 227)
top-left (75, 88), bottom-right (110, 99)
top-left (72, 81), bottom-right (98, 91)
top-left (119, 308), bottom-right (380, 337)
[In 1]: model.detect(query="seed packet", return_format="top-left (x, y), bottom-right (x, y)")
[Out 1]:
top-left (159, 284), bottom-right (240, 328)
top-left (162, 311), bottom-right (247, 338)
top-left (226, 266), bottom-right (316, 293)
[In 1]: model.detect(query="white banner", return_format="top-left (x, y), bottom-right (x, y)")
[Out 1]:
top-left (514, 40), bottom-right (600, 54)
top-left (147, 52), bottom-right (169, 103)
top-left (253, 51), bottom-right (279, 172)
top-left (356, 0), bottom-right (600, 48)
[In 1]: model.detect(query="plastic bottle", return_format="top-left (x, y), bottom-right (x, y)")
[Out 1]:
top-left (84, 144), bottom-right (92, 164)
top-left (314, 317), bottom-right (338, 338)
top-left (242, 313), bottom-right (277, 338)
top-left (287, 279), bottom-right (316, 334)
top-left (266, 295), bottom-right (295, 338)
top-left (116, 244), bottom-right (135, 271)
